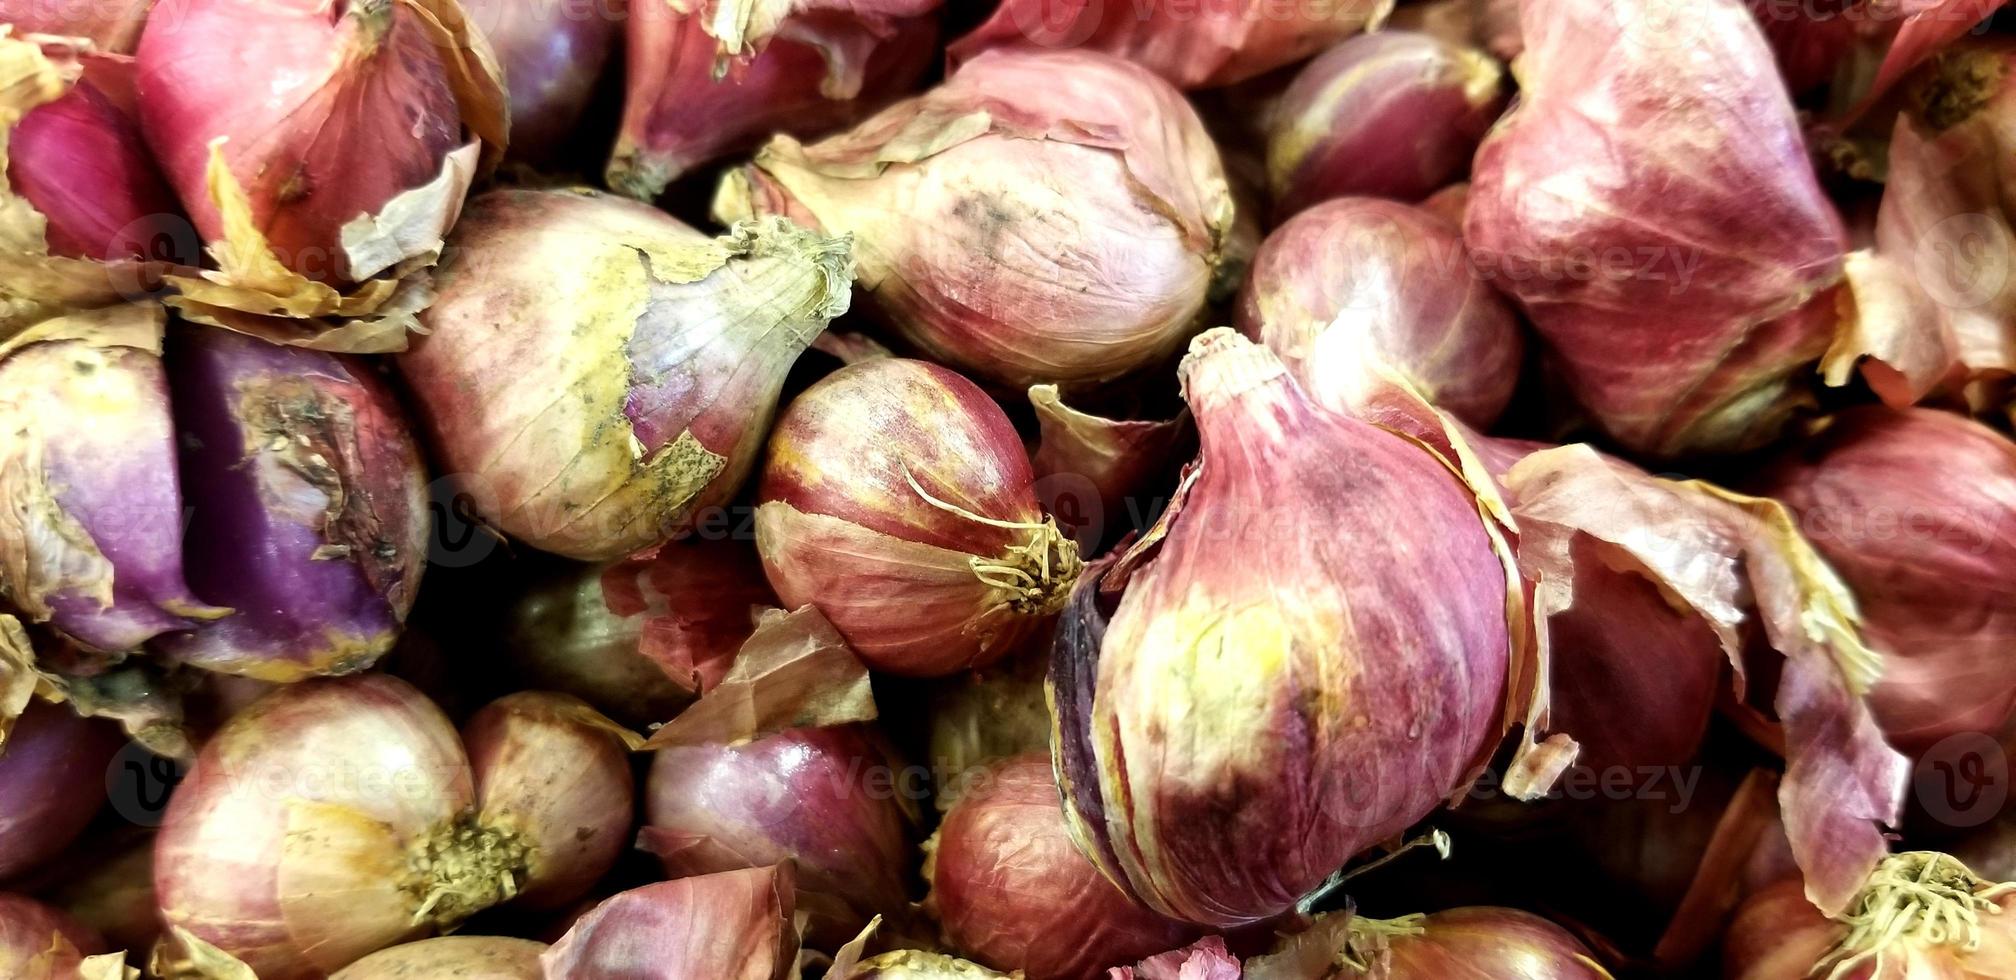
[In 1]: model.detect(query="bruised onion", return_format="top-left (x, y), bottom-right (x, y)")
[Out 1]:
top-left (1465, 0), bottom-right (1848, 456)
top-left (947, 0), bottom-right (1392, 89)
top-left (1051, 330), bottom-right (1515, 927)
top-left (641, 725), bottom-right (913, 949)
top-left (330, 936), bottom-right (545, 979)
top-left (608, 0), bottom-right (939, 200)
top-left (1237, 197), bottom-right (1524, 429)
top-left (8, 58), bottom-right (182, 263)
top-left (1266, 31), bottom-right (1506, 218)
top-left (466, 0), bottom-right (615, 155)
top-left (755, 358), bottom-right (1081, 676)
top-left (925, 754), bottom-right (1195, 980)
top-left (541, 865), bottom-right (799, 980)
top-left (719, 48), bottom-right (1236, 389)
top-left (1249, 907), bottom-right (1609, 979)
top-left (0, 893), bottom-right (119, 979)
top-left (0, 698), bottom-right (119, 879)
top-left (401, 190), bottom-right (852, 561)
top-left (1725, 852), bottom-right (2016, 978)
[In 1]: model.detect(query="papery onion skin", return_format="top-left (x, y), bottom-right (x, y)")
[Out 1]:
top-left (927, 648), bottom-right (1051, 811)
top-left (1465, 0), bottom-right (1848, 456)
top-left (466, 0), bottom-right (615, 156)
top-left (464, 692), bottom-right (635, 911)
top-left (11, 71), bottom-right (183, 262)
top-left (401, 190), bottom-right (850, 561)
top-left (1108, 937), bottom-right (1241, 980)
top-left (721, 48), bottom-right (1235, 389)
top-left (0, 893), bottom-right (106, 977)
top-left (609, 0), bottom-right (939, 200)
top-left (1337, 908), bottom-right (1610, 979)
top-left (1053, 330), bottom-right (1511, 928)
top-left (928, 754), bottom-right (1195, 980)
top-left (1237, 197), bottom-right (1524, 429)
top-left (0, 0), bottom-right (152, 51)
top-left (1266, 32), bottom-right (1506, 219)
top-left (540, 865), bottom-right (799, 980)
top-left (641, 724), bottom-right (913, 950)
top-left (152, 325), bottom-right (426, 681)
top-left (329, 936), bottom-right (546, 979)
top-left (1755, 407), bottom-right (2016, 755)
top-left (755, 357), bottom-right (1079, 677)
top-left (834, 952), bottom-right (1016, 978)
top-left (1027, 385), bottom-right (1190, 557)
top-left (1725, 856), bottom-right (2016, 979)
top-left (0, 699), bottom-right (120, 880)
top-left (947, 0), bottom-right (1393, 89)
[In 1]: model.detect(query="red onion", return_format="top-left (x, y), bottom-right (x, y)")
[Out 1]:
top-left (926, 648), bottom-right (1050, 811)
top-left (541, 865), bottom-right (799, 980)
top-left (641, 724), bottom-right (914, 950)
top-left (1028, 385), bottom-right (1188, 556)
top-left (0, 893), bottom-right (118, 978)
top-left (719, 48), bottom-right (1236, 389)
top-left (926, 754), bottom-right (1195, 980)
top-left (1247, 907), bottom-right (1608, 979)
top-left (330, 936), bottom-right (546, 979)
top-left (0, 0), bottom-right (151, 51)
top-left (1237, 198), bottom-right (1524, 430)
top-left (1725, 853), bottom-right (2016, 978)
top-left (1052, 330), bottom-right (1517, 927)
top-left (1465, 0), bottom-right (1848, 456)
top-left (0, 698), bottom-right (119, 879)
top-left (947, 0), bottom-right (1392, 89)
top-left (400, 190), bottom-right (852, 561)
top-left (608, 0), bottom-right (939, 200)
top-left (1266, 31), bottom-right (1506, 218)
top-left (464, 0), bottom-right (616, 155)
top-left (755, 358), bottom-right (1081, 677)
top-left (1107, 938), bottom-right (1240, 980)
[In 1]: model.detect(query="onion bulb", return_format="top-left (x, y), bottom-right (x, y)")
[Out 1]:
top-left (719, 48), bottom-right (1236, 389)
top-left (755, 357), bottom-right (1080, 676)
top-left (1051, 329), bottom-right (1516, 927)
top-left (925, 754), bottom-right (1196, 980)
top-left (1247, 907), bottom-right (1611, 979)
top-left (0, 698), bottom-right (120, 879)
top-left (0, 893), bottom-right (124, 980)
top-left (401, 190), bottom-right (852, 561)
top-left (1725, 852), bottom-right (2016, 978)
top-left (330, 936), bottom-right (545, 979)
top-left (541, 865), bottom-right (799, 980)
top-left (465, 0), bottom-right (616, 156)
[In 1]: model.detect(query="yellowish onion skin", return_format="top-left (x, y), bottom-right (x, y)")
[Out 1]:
top-left (0, 893), bottom-right (107, 978)
top-left (329, 936), bottom-right (546, 979)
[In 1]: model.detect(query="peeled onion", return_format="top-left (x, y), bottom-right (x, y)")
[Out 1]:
top-left (926, 754), bottom-right (1195, 980)
top-left (465, 0), bottom-right (616, 155)
top-left (1248, 906), bottom-right (1609, 979)
top-left (541, 865), bottom-right (799, 980)
top-left (0, 893), bottom-right (118, 979)
top-left (755, 357), bottom-right (1080, 676)
top-left (1052, 330), bottom-right (1515, 927)
top-left (719, 48), bottom-right (1236, 389)
top-left (0, 698), bottom-right (120, 879)
top-left (330, 936), bottom-right (546, 979)
top-left (1726, 852), bottom-right (2016, 978)
top-left (401, 190), bottom-right (852, 561)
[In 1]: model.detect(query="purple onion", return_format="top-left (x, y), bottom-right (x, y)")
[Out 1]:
top-left (0, 699), bottom-right (120, 880)
top-left (465, 0), bottom-right (618, 156)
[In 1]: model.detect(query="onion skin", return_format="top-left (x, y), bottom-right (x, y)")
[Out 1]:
top-left (0, 699), bottom-right (119, 880)
top-left (1027, 385), bottom-right (1189, 556)
top-left (541, 865), bottom-right (799, 980)
top-left (152, 326), bottom-right (426, 681)
top-left (1053, 330), bottom-right (1512, 927)
top-left (834, 952), bottom-right (1016, 978)
top-left (947, 0), bottom-right (1393, 89)
top-left (721, 48), bottom-right (1235, 389)
top-left (1725, 857), bottom-right (2016, 979)
top-left (1756, 407), bottom-right (2016, 755)
top-left (0, 893), bottom-right (107, 977)
top-left (467, 0), bottom-right (615, 155)
top-left (1465, 0), bottom-right (1847, 456)
top-left (927, 754), bottom-right (1195, 980)
top-left (400, 190), bottom-right (850, 561)
top-left (10, 71), bottom-right (182, 262)
top-left (0, 0), bottom-right (152, 52)
top-left (641, 725), bottom-right (913, 950)
top-left (927, 648), bottom-right (1051, 811)
top-left (329, 936), bottom-right (546, 979)
top-left (1109, 937), bottom-right (1241, 980)
top-left (609, 0), bottom-right (939, 200)
top-left (755, 358), bottom-right (1079, 677)
top-left (1266, 32), bottom-right (1506, 218)
top-left (1237, 197), bottom-right (1524, 430)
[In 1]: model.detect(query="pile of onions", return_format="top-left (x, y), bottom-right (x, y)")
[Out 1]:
top-left (719, 48), bottom-right (1236, 389)
top-left (542, 865), bottom-right (798, 980)
top-left (465, 0), bottom-right (616, 156)
top-left (947, 0), bottom-right (1392, 89)
top-left (1265, 32), bottom-right (1506, 219)
top-left (401, 191), bottom-right (852, 561)
top-left (1247, 907), bottom-right (1610, 978)
top-left (0, 893), bottom-right (123, 979)
top-left (641, 724), bottom-right (915, 950)
top-left (609, 0), bottom-right (939, 200)
top-left (0, 699), bottom-right (120, 879)
top-left (1237, 197), bottom-right (1524, 429)
top-left (1465, 0), bottom-right (1848, 456)
top-left (330, 936), bottom-right (546, 980)
top-left (925, 754), bottom-right (1196, 979)
top-left (755, 358), bottom-right (1081, 677)
top-left (1725, 852), bottom-right (2016, 978)
top-left (155, 676), bottom-right (633, 976)
top-left (1052, 330), bottom-right (1515, 927)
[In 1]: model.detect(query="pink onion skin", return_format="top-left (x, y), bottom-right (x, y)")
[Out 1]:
top-left (464, 692), bottom-right (635, 911)
top-left (1266, 32), bottom-right (1506, 219)
top-left (541, 865), bottom-right (799, 980)
top-left (1108, 937), bottom-right (1241, 980)
top-left (135, 0), bottom-right (464, 282)
top-left (929, 755), bottom-right (1195, 980)
top-left (1350, 908), bottom-right (1608, 979)
top-left (641, 724), bottom-right (913, 950)
top-left (1756, 407), bottom-right (2016, 756)
top-left (1052, 330), bottom-right (1512, 928)
top-left (948, 0), bottom-right (1392, 89)
top-left (0, 700), bottom-right (119, 880)
top-left (0, 894), bottom-right (105, 976)
top-left (609, 0), bottom-right (939, 199)
top-left (756, 358), bottom-right (1076, 677)
top-left (1725, 870), bottom-right (2016, 979)
top-left (466, 0), bottom-right (616, 155)
top-left (330, 936), bottom-right (547, 979)
top-left (1465, 0), bottom-right (1848, 456)
top-left (10, 72), bottom-right (182, 262)
top-left (0, 0), bottom-right (151, 51)
top-left (1237, 198), bottom-right (1524, 430)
